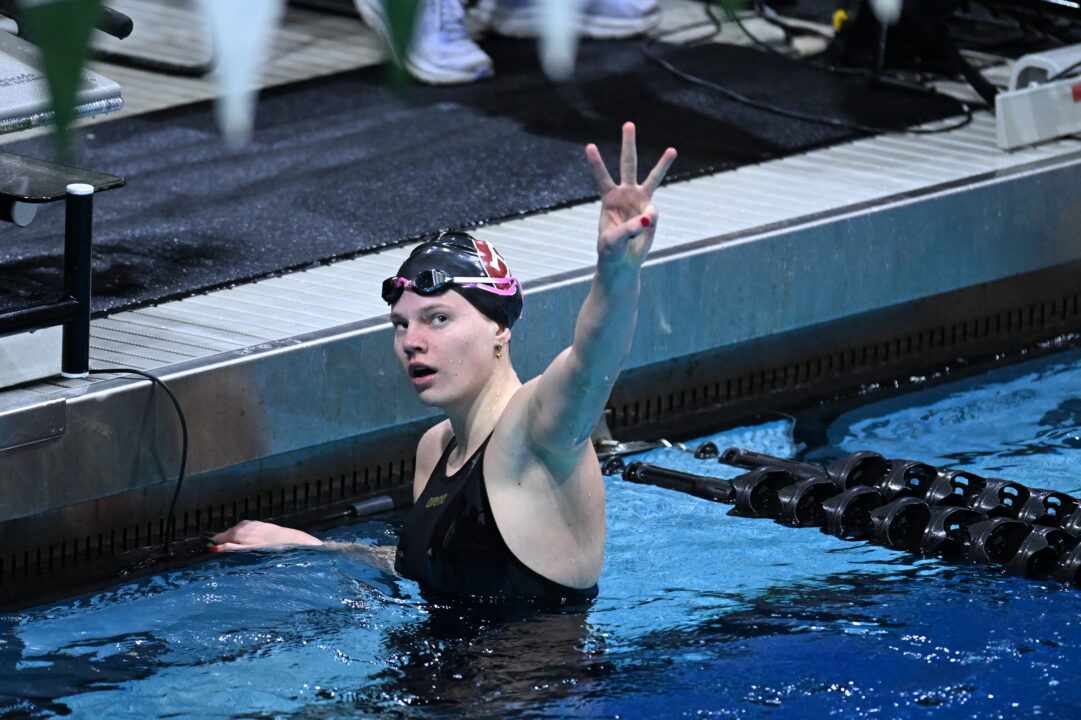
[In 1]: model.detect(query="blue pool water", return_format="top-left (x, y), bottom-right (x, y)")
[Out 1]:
top-left (2, 346), bottom-right (1080, 719)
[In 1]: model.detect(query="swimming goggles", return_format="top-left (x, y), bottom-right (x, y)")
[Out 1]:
top-left (381, 269), bottom-right (520, 304)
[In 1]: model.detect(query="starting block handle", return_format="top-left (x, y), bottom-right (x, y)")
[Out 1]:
top-left (60, 183), bottom-right (94, 378)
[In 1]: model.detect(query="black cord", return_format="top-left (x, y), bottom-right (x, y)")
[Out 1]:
top-left (1021, 4), bottom-right (1077, 47)
top-left (642, 41), bottom-right (870, 130)
top-left (725, 2), bottom-right (874, 78)
top-left (951, 4), bottom-right (1046, 53)
top-left (92, 49), bottom-right (212, 78)
top-left (755, 2), bottom-right (833, 41)
top-left (641, 41), bottom-right (974, 135)
top-left (651, 2), bottom-right (723, 45)
top-left (86, 368), bottom-right (188, 557)
top-left (743, 1), bottom-right (978, 86)
top-left (726, 3), bottom-right (794, 57)
top-left (1049, 58), bottom-right (1081, 82)
top-left (642, 1), bottom-right (975, 136)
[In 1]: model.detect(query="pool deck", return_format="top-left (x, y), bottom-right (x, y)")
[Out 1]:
top-left (1, 0), bottom-right (1081, 602)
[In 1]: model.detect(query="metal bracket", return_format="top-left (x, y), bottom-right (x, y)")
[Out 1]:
top-left (0, 397), bottom-right (64, 453)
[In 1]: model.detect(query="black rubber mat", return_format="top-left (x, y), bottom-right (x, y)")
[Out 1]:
top-left (0, 38), bottom-right (964, 317)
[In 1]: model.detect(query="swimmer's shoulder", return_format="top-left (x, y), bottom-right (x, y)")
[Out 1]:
top-left (412, 420), bottom-right (453, 500)
top-left (489, 377), bottom-right (596, 479)
top-left (488, 378), bottom-right (537, 458)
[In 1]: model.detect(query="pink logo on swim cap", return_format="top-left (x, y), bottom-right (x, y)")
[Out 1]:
top-left (472, 239), bottom-right (514, 292)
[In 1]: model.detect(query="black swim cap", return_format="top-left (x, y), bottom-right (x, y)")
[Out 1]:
top-left (389, 231), bottom-right (524, 328)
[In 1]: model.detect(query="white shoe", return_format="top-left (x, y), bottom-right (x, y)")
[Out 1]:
top-left (480, 0), bottom-right (661, 39)
top-left (353, 0), bottom-right (494, 84)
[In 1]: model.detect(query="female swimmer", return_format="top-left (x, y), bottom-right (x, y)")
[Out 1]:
top-left (211, 122), bottom-right (676, 603)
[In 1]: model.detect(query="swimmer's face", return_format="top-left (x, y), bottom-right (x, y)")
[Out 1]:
top-left (389, 289), bottom-right (505, 408)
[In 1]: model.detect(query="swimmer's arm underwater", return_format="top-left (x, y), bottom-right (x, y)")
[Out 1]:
top-left (525, 123), bottom-right (676, 459)
top-left (209, 519), bottom-right (322, 551)
top-left (209, 520), bottom-right (395, 571)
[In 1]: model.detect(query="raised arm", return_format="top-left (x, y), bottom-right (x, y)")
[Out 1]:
top-left (525, 122), bottom-right (676, 463)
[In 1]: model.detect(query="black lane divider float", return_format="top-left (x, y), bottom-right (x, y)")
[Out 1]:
top-left (601, 445), bottom-right (1081, 587)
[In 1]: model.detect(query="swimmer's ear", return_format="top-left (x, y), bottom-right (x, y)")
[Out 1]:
top-left (495, 324), bottom-right (512, 344)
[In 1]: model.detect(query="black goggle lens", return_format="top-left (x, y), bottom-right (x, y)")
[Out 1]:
top-left (380, 277), bottom-right (401, 304)
top-left (382, 270), bottom-right (454, 304)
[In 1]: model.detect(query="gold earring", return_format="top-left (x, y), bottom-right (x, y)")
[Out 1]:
top-left (495, 344), bottom-right (503, 360)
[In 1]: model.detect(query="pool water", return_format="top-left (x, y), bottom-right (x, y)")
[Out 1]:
top-left (2, 346), bottom-right (1080, 719)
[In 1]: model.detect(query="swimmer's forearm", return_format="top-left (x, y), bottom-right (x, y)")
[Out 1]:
top-left (322, 541), bottom-right (398, 572)
top-left (528, 265), bottom-right (642, 453)
top-left (573, 266), bottom-right (640, 379)
top-left (211, 521), bottom-right (394, 573)
top-left (321, 541), bottom-right (363, 550)
top-left (211, 520), bottom-right (323, 551)
top-left (529, 122), bottom-right (668, 456)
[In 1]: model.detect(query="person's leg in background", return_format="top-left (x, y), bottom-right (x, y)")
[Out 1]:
top-left (354, 0), bottom-right (494, 84)
top-left (354, 0), bottom-right (661, 85)
top-left (479, 0), bottom-right (661, 40)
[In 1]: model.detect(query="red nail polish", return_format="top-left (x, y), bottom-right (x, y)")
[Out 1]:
top-left (640, 216), bottom-right (650, 228)
top-left (209, 546), bottom-right (218, 552)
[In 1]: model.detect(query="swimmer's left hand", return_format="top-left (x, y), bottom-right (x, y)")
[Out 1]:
top-left (209, 519), bottom-right (323, 552)
top-left (585, 122), bottom-right (677, 271)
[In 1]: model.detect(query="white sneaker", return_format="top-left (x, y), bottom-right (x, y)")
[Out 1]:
top-left (353, 0), bottom-right (494, 84)
top-left (480, 0), bottom-right (661, 39)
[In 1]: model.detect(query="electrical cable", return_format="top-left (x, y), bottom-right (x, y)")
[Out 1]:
top-left (738, 2), bottom-right (985, 109)
top-left (949, 4), bottom-right (1048, 53)
top-left (726, 3), bottom-right (800, 59)
top-left (715, 2), bottom-right (890, 78)
top-left (1049, 58), bottom-right (1081, 82)
top-left (641, 40), bottom-right (974, 135)
top-left (86, 368), bottom-right (188, 557)
top-left (650, 3), bottom-right (723, 45)
top-left (754, 1), bottom-right (834, 41)
top-left (749, 1), bottom-right (1005, 88)
top-left (1019, 1), bottom-right (1079, 46)
top-left (91, 49), bottom-right (212, 78)
top-left (641, 1), bottom-right (975, 136)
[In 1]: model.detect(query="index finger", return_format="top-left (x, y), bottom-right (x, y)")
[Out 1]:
top-left (642, 147), bottom-right (677, 195)
top-left (585, 143), bottom-right (616, 194)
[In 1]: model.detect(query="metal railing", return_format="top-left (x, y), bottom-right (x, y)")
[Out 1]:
top-left (0, 152), bottom-right (124, 376)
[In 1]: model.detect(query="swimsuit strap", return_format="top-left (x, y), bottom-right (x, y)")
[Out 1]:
top-left (434, 432), bottom-right (493, 482)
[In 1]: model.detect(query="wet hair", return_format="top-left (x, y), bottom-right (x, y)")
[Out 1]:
top-left (390, 231), bottom-right (524, 328)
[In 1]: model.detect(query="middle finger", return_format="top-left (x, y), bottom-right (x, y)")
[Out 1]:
top-left (620, 121), bottom-right (637, 185)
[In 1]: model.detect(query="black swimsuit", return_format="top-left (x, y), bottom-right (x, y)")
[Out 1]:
top-left (394, 434), bottom-right (599, 605)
